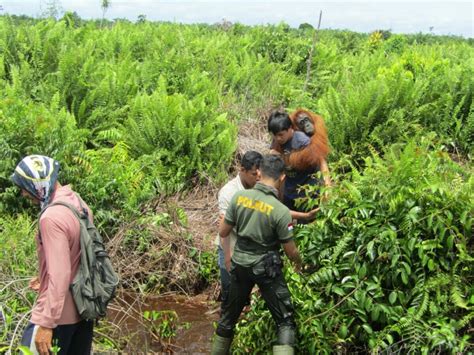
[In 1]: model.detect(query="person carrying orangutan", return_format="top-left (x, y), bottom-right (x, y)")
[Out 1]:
top-left (268, 110), bottom-right (330, 223)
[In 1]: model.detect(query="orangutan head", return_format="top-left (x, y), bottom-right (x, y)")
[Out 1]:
top-left (295, 112), bottom-right (315, 136)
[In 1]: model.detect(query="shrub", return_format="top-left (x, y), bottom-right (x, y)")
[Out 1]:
top-left (234, 137), bottom-right (473, 353)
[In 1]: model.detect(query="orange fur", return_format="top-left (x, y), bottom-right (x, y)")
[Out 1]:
top-left (286, 109), bottom-right (330, 170)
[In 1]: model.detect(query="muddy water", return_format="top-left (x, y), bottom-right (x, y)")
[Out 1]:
top-left (107, 292), bottom-right (219, 353)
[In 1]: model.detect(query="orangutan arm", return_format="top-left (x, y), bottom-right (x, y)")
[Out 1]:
top-left (319, 158), bottom-right (331, 187)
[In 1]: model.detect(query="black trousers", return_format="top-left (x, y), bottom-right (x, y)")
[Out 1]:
top-left (21, 320), bottom-right (93, 355)
top-left (216, 261), bottom-right (295, 342)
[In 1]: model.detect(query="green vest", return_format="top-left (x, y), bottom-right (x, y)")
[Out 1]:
top-left (224, 182), bottom-right (293, 267)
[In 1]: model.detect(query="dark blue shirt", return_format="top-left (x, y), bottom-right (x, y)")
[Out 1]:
top-left (282, 132), bottom-right (320, 201)
top-left (281, 131), bottom-right (309, 153)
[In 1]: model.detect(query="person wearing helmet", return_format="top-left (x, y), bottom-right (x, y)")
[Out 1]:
top-left (12, 155), bottom-right (94, 355)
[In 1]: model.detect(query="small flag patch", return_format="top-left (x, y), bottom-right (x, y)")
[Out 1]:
top-left (287, 223), bottom-right (294, 231)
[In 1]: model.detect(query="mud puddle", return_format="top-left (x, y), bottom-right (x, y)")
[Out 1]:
top-left (106, 292), bottom-right (219, 354)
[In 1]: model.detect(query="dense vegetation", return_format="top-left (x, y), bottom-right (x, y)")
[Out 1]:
top-left (235, 138), bottom-right (473, 353)
top-left (0, 14), bottom-right (472, 353)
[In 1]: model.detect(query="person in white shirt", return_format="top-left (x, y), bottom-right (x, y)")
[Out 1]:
top-left (215, 151), bottom-right (263, 308)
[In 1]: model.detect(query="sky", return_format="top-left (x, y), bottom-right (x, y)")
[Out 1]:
top-left (0, 0), bottom-right (472, 38)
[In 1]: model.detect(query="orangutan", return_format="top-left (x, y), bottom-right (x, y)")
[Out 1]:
top-left (286, 108), bottom-right (330, 171)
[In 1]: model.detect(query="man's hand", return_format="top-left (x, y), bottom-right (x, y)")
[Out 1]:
top-left (35, 326), bottom-right (53, 355)
top-left (216, 213), bottom-right (224, 227)
top-left (225, 257), bottom-right (231, 272)
top-left (282, 240), bottom-right (302, 273)
top-left (304, 207), bottom-right (320, 221)
top-left (29, 277), bottom-right (40, 292)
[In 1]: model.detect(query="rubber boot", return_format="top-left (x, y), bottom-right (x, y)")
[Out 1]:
top-left (273, 344), bottom-right (294, 355)
top-left (277, 325), bottom-right (295, 345)
top-left (211, 335), bottom-right (232, 355)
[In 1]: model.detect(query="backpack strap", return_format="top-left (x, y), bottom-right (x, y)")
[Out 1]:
top-left (74, 194), bottom-right (90, 219)
top-left (37, 194), bottom-right (88, 244)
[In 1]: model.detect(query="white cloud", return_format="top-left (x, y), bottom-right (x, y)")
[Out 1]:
top-left (1, 0), bottom-right (471, 37)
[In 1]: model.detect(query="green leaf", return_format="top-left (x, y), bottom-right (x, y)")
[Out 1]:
top-left (332, 286), bottom-right (345, 296)
top-left (427, 259), bottom-right (435, 271)
top-left (366, 240), bottom-right (376, 261)
top-left (358, 264), bottom-right (367, 279)
top-left (407, 237), bottom-right (416, 252)
top-left (343, 251), bottom-right (355, 258)
top-left (341, 276), bottom-right (352, 284)
top-left (389, 291), bottom-right (397, 304)
top-left (17, 346), bottom-right (34, 355)
top-left (371, 306), bottom-right (380, 322)
top-left (401, 270), bottom-right (409, 285)
top-left (446, 234), bottom-right (454, 249)
top-left (401, 262), bottom-right (411, 276)
top-left (362, 323), bottom-right (373, 334)
top-left (366, 282), bottom-right (379, 292)
top-left (338, 324), bottom-right (348, 339)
